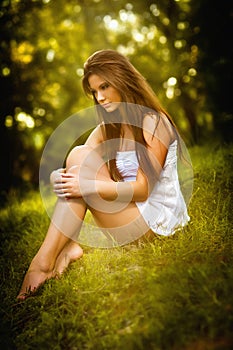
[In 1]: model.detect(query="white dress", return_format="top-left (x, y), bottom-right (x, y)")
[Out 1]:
top-left (116, 140), bottom-right (190, 236)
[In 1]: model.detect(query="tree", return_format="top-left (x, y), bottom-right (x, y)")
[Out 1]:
top-left (1, 0), bottom-right (229, 194)
top-left (189, 0), bottom-right (233, 142)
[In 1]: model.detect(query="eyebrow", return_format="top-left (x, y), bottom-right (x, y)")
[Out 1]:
top-left (89, 81), bottom-right (108, 92)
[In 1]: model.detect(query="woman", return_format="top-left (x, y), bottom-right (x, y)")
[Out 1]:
top-left (17, 49), bottom-right (192, 300)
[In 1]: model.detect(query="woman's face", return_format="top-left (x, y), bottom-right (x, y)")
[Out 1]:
top-left (88, 74), bottom-right (122, 112)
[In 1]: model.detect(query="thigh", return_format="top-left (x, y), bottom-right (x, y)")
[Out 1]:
top-left (89, 202), bottom-right (151, 245)
top-left (66, 145), bottom-right (152, 244)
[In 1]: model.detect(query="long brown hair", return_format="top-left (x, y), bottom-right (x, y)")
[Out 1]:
top-left (82, 49), bottom-right (178, 184)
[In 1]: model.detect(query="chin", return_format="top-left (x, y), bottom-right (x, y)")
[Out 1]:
top-left (104, 103), bottom-right (120, 113)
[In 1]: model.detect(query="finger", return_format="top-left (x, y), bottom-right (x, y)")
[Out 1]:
top-left (54, 188), bottom-right (71, 197)
top-left (56, 193), bottom-right (68, 198)
top-left (53, 185), bottom-right (68, 193)
top-left (61, 173), bottom-right (76, 179)
top-left (54, 176), bottom-right (72, 184)
top-left (53, 183), bottom-right (66, 190)
top-left (53, 189), bottom-right (66, 195)
top-left (58, 168), bottom-right (66, 173)
top-left (54, 177), bottom-right (64, 184)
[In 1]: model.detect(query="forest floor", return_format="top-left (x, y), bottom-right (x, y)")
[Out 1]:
top-left (0, 142), bottom-right (233, 350)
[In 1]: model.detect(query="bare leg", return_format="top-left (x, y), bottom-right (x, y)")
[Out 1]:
top-left (16, 225), bottom-right (67, 300)
top-left (16, 198), bottom-right (86, 300)
top-left (17, 144), bottom-right (116, 300)
top-left (17, 145), bottom-right (152, 300)
top-left (53, 241), bottom-right (83, 276)
top-left (17, 146), bottom-right (93, 300)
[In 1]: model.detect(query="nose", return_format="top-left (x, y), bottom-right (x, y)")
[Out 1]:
top-left (96, 90), bottom-right (105, 103)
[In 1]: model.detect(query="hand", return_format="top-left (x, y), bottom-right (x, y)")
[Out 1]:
top-left (50, 168), bottom-right (66, 185)
top-left (53, 171), bottom-right (81, 199)
top-left (53, 166), bottom-right (96, 199)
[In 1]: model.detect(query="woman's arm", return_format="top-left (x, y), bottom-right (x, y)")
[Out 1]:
top-left (54, 162), bottom-right (149, 202)
top-left (142, 113), bottom-right (175, 175)
top-left (95, 115), bottom-right (173, 202)
top-left (95, 168), bottom-right (149, 202)
top-left (53, 117), bottom-right (172, 202)
top-left (58, 122), bottom-right (149, 201)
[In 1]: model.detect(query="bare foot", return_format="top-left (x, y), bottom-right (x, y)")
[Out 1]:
top-left (17, 242), bottom-right (83, 301)
top-left (53, 241), bottom-right (83, 276)
top-left (17, 265), bottom-right (54, 301)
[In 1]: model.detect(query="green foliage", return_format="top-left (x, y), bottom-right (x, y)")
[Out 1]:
top-left (0, 144), bottom-right (232, 349)
top-left (2, 0), bottom-right (230, 190)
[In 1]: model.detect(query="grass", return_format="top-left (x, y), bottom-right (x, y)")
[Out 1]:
top-left (0, 143), bottom-right (233, 350)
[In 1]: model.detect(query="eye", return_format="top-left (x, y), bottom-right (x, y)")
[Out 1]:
top-left (101, 83), bottom-right (109, 90)
top-left (89, 82), bottom-right (110, 98)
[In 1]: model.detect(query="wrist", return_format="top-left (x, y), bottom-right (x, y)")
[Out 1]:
top-left (95, 180), bottom-right (118, 201)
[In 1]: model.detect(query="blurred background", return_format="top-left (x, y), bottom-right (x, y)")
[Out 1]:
top-left (0, 0), bottom-right (232, 197)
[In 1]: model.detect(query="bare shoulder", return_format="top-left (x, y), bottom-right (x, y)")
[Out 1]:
top-left (143, 112), bottom-right (175, 147)
top-left (85, 123), bottom-right (104, 148)
top-left (143, 112), bottom-right (160, 134)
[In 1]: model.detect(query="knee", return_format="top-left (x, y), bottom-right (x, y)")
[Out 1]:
top-left (66, 145), bottom-right (93, 170)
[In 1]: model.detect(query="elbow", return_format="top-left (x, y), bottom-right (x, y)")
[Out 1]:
top-left (135, 170), bottom-right (150, 202)
top-left (138, 192), bottom-right (149, 202)
top-left (137, 182), bottom-right (149, 202)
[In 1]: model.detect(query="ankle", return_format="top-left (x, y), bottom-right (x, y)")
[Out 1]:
top-left (29, 256), bottom-right (55, 274)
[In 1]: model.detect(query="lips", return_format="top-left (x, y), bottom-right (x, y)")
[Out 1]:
top-left (102, 103), bottom-right (111, 108)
